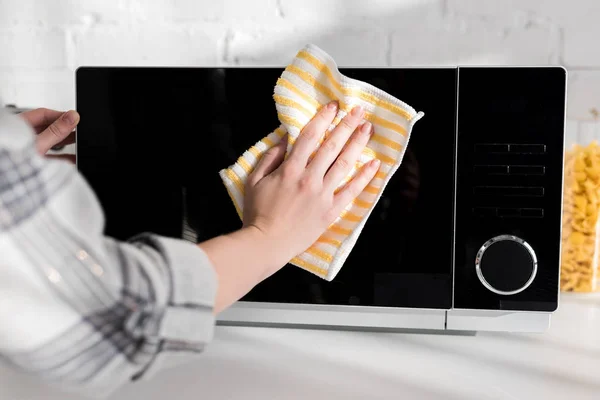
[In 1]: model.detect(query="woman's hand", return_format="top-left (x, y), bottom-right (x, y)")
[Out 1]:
top-left (19, 108), bottom-right (80, 163)
top-left (201, 101), bottom-right (380, 313)
top-left (244, 101), bottom-right (380, 267)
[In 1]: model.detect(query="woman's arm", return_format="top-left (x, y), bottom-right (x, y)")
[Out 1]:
top-left (0, 100), bottom-right (376, 396)
top-left (0, 109), bottom-right (219, 397)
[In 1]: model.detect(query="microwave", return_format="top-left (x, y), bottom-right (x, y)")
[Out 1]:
top-left (75, 66), bottom-right (567, 333)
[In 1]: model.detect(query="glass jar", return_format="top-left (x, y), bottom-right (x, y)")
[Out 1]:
top-left (561, 135), bottom-right (600, 292)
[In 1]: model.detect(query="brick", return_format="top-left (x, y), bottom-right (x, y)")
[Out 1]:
top-left (446, 0), bottom-right (599, 23)
top-left (128, 0), bottom-right (278, 23)
top-left (280, 0), bottom-right (443, 24)
top-left (390, 16), bottom-right (559, 66)
top-left (564, 120), bottom-right (579, 151)
top-left (578, 120), bottom-right (600, 146)
top-left (72, 25), bottom-right (221, 67)
top-left (563, 25), bottom-right (600, 67)
top-left (566, 70), bottom-right (600, 121)
top-left (0, 72), bottom-right (17, 105)
top-left (0, 0), bottom-right (126, 26)
top-left (279, 0), bottom-right (444, 28)
top-left (226, 27), bottom-right (389, 66)
top-left (446, 0), bottom-right (598, 23)
top-left (446, 0), bottom-right (600, 67)
top-left (0, 28), bottom-right (66, 68)
top-left (0, 69), bottom-right (75, 111)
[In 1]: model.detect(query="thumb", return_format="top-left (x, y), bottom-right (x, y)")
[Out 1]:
top-left (247, 134), bottom-right (287, 187)
top-left (36, 110), bottom-right (80, 154)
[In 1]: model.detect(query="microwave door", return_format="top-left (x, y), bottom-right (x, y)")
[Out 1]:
top-left (76, 67), bottom-right (457, 311)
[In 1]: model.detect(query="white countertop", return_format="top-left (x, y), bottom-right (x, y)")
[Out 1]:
top-left (2, 294), bottom-right (599, 400)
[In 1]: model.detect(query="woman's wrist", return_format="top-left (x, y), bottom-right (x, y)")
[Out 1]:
top-left (230, 225), bottom-right (292, 277)
top-left (199, 225), bottom-right (292, 313)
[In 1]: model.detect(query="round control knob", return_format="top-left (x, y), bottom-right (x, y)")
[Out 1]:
top-left (475, 235), bottom-right (537, 295)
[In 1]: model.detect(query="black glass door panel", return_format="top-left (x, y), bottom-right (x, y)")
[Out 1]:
top-left (76, 67), bottom-right (457, 309)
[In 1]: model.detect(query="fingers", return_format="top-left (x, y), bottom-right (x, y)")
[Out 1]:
top-left (247, 135), bottom-right (287, 186)
top-left (310, 105), bottom-right (367, 178)
top-left (287, 101), bottom-right (338, 166)
top-left (332, 159), bottom-right (381, 213)
top-left (20, 108), bottom-right (63, 133)
top-left (323, 121), bottom-right (373, 191)
top-left (35, 110), bottom-right (80, 155)
top-left (58, 131), bottom-right (77, 146)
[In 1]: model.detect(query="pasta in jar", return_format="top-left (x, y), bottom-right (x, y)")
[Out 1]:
top-left (561, 141), bottom-right (600, 292)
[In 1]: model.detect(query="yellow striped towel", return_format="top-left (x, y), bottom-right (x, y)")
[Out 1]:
top-left (219, 44), bottom-right (424, 281)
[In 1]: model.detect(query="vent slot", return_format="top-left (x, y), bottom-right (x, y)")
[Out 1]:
top-left (474, 143), bottom-right (546, 154)
top-left (508, 165), bottom-right (545, 175)
top-left (473, 207), bottom-right (544, 219)
top-left (474, 186), bottom-right (544, 197)
top-left (472, 143), bottom-right (547, 218)
top-left (474, 165), bottom-right (545, 176)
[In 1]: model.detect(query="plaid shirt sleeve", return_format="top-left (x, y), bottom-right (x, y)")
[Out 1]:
top-left (0, 110), bottom-right (218, 397)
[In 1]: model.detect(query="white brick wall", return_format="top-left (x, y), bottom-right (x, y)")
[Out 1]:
top-left (72, 25), bottom-right (221, 67)
top-left (1, 0), bottom-right (599, 145)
